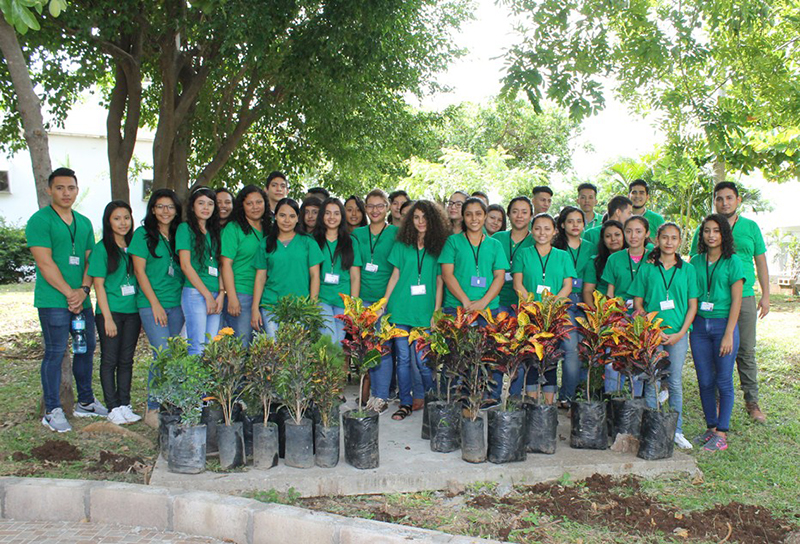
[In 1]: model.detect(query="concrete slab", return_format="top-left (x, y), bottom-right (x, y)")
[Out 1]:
top-left (150, 394), bottom-right (699, 498)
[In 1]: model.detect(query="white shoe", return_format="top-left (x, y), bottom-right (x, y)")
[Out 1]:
top-left (107, 407), bottom-right (128, 425)
top-left (674, 433), bottom-right (693, 450)
top-left (42, 407), bottom-right (72, 433)
top-left (120, 405), bottom-right (142, 423)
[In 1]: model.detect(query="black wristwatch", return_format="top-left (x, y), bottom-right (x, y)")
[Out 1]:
top-left (81, 285), bottom-right (91, 295)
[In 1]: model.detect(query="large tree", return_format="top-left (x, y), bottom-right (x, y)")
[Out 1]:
top-left (502, 0), bottom-right (800, 185)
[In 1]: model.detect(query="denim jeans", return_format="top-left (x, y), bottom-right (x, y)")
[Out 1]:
top-left (604, 364), bottom-right (643, 396)
top-left (319, 303), bottom-right (346, 345)
top-left (644, 333), bottom-right (689, 435)
top-left (559, 293), bottom-right (585, 402)
top-left (258, 308), bottom-right (279, 339)
top-left (690, 316), bottom-right (739, 432)
top-left (389, 324), bottom-right (434, 406)
top-left (181, 287), bottom-right (222, 356)
top-left (139, 305), bottom-right (185, 409)
top-left (225, 293), bottom-right (255, 347)
top-left (96, 312), bottom-right (141, 410)
top-left (38, 307), bottom-right (97, 412)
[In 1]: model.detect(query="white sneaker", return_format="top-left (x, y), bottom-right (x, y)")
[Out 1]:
top-left (674, 433), bottom-right (693, 450)
top-left (120, 405), bottom-right (142, 423)
top-left (74, 398), bottom-right (109, 418)
top-left (42, 408), bottom-right (72, 433)
top-left (107, 407), bottom-right (128, 425)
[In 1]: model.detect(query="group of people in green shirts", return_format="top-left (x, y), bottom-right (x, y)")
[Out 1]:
top-left (28, 168), bottom-right (770, 454)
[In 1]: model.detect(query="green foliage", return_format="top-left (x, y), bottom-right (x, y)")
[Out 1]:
top-left (201, 328), bottom-right (247, 426)
top-left (246, 331), bottom-right (281, 425)
top-left (0, 217), bottom-right (34, 284)
top-left (272, 324), bottom-right (315, 425)
top-left (0, 0), bottom-right (67, 34)
top-left (309, 335), bottom-right (346, 427)
top-left (270, 295), bottom-right (325, 344)
top-left (251, 487), bottom-right (301, 505)
top-left (149, 337), bottom-right (212, 427)
top-left (766, 229), bottom-right (800, 279)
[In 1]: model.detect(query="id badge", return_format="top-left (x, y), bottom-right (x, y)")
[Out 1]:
top-left (625, 299), bottom-right (634, 309)
top-left (536, 284), bottom-right (551, 295)
top-left (660, 299), bottom-right (675, 311)
top-left (410, 284), bottom-right (427, 296)
top-left (168, 265), bottom-right (175, 277)
top-left (69, 255), bottom-right (80, 266)
top-left (324, 273), bottom-right (340, 285)
top-left (700, 301), bottom-right (714, 312)
top-left (572, 278), bottom-right (583, 289)
top-left (470, 276), bottom-right (487, 288)
top-left (121, 285), bottom-right (135, 296)
top-left (208, 266), bottom-right (219, 277)
top-left (365, 263), bottom-right (379, 273)
top-left (504, 272), bottom-right (513, 282)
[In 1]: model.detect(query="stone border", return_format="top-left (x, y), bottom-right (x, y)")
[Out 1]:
top-left (0, 477), bottom-right (501, 544)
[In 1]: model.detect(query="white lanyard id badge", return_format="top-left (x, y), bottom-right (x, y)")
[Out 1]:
top-left (700, 301), bottom-right (714, 312)
top-left (504, 272), bottom-right (513, 282)
top-left (411, 284), bottom-right (427, 296)
top-left (208, 266), bottom-right (219, 277)
top-left (324, 273), bottom-right (340, 285)
top-left (365, 262), bottom-right (379, 273)
top-left (69, 255), bottom-right (80, 266)
top-left (537, 284), bottom-right (551, 295)
top-left (121, 284), bottom-right (135, 296)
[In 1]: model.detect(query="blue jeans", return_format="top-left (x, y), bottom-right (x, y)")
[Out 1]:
top-left (139, 305), bottom-right (185, 409)
top-left (644, 333), bottom-right (689, 435)
top-left (225, 293), bottom-right (254, 347)
top-left (690, 316), bottom-right (739, 432)
top-left (391, 324), bottom-right (434, 405)
top-left (319, 303), bottom-right (345, 345)
top-left (258, 308), bottom-right (279, 339)
top-left (604, 364), bottom-right (643, 396)
top-left (38, 307), bottom-right (97, 412)
top-left (559, 294), bottom-right (585, 402)
top-left (181, 287), bottom-right (222, 356)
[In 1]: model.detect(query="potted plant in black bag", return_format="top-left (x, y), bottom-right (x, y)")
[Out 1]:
top-left (246, 331), bottom-right (281, 469)
top-left (310, 336), bottom-right (346, 468)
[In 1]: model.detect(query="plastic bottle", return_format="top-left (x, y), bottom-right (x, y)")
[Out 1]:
top-left (71, 313), bottom-right (87, 354)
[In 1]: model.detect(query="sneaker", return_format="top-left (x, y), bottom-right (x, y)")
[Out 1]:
top-left (703, 433), bottom-right (728, 452)
top-left (693, 429), bottom-right (716, 445)
top-left (107, 407), bottom-right (128, 425)
top-left (120, 405), bottom-right (142, 423)
top-left (73, 398), bottom-right (109, 418)
top-left (674, 433), bottom-right (693, 450)
top-left (42, 408), bottom-right (72, 433)
top-left (366, 397), bottom-right (389, 413)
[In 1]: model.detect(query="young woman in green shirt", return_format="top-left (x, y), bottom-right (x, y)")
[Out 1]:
top-left (604, 215), bottom-right (652, 310)
top-left (313, 197), bottom-right (362, 344)
top-left (220, 185), bottom-right (269, 347)
top-left (89, 201), bottom-right (142, 425)
top-left (252, 198), bottom-right (324, 338)
top-left (492, 196), bottom-right (534, 314)
top-left (581, 220), bottom-right (626, 307)
top-left (512, 213), bottom-right (576, 405)
top-left (377, 200), bottom-right (449, 419)
top-left (177, 186), bottom-right (224, 356)
top-left (352, 189), bottom-right (398, 305)
top-left (630, 222), bottom-right (700, 450)
top-left (130, 188), bottom-right (185, 422)
top-left (689, 215), bottom-right (745, 452)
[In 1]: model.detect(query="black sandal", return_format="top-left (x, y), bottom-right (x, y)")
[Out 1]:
top-left (392, 405), bottom-right (412, 421)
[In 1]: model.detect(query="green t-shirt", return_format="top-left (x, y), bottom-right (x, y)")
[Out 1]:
top-left (88, 242), bottom-right (138, 315)
top-left (583, 254), bottom-right (609, 296)
top-left (318, 237), bottom-right (363, 307)
top-left (690, 254), bottom-right (745, 319)
top-left (352, 224), bottom-right (399, 302)
top-left (128, 226), bottom-right (185, 309)
top-left (582, 225), bottom-right (601, 249)
top-left (176, 223), bottom-right (221, 294)
top-left (642, 209), bottom-right (665, 234)
top-left (26, 206), bottom-right (94, 309)
top-left (601, 248), bottom-right (651, 306)
top-left (439, 233), bottom-right (509, 310)
top-left (585, 211), bottom-right (603, 231)
top-left (564, 240), bottom-right (594, 294)
top-left (387, 242), bottom-right (440, 327)
top-left (221, 221), bottom-right (263, 295)
top-left (690, 216), bottom-right (766, 298)
top-left (253, 233), bottom-right (324, 307)
top-left (492, 230), bottom-right (533, 308)
top-left (511, 247), bottom-right (576, 301)
top-left (628, 259), bottom-right (701, 333)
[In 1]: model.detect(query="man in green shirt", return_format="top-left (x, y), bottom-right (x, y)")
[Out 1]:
top-left (577, 182), bottom-right (603, 230)
top-left (583, 195), bottom-right (633, 248)
top-left (26, 168), bottom-right (108, 433)
top-left (532, 186), bottom-right (553, 215)
top-left (628, 179), bottom-right (665, 233)
top-left (690, 181), bottom-right (770, 423)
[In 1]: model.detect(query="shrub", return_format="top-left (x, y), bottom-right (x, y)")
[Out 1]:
top-left (0, 217), bottom-right (34, 284)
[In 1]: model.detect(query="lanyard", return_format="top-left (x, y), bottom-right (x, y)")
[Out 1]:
top-left (416, 246), bottom-right (427, 284)
top-left (368, 223), bottom-right (387, 263)
top-left (627, 249), bottom-right (645, 280)
top-left (464, 232), bottom-right (484, 273)
top-left (159, 233), bottom-right (176, 263)
top-left (705, 258), bottom-right (720, 300)
top-left (51, 206), bottom-right (77, 253)
top-left (568, 242), bottom-right (582, 268)
top-left (119, 246), bottom-right (132, 283)
top-left (536, 247), bottom-right (552, 281)
top-left (509, 232), bottom-right (528, 266)
top-left (325, 239), bottom-right (337, 272)
top-left (657, 261), bottom-right (678, 299)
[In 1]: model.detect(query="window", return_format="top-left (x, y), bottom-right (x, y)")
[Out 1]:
top-left (142, 178), bottom-right (153, 200)
top-left (0, 171), bottom-right (9, 193)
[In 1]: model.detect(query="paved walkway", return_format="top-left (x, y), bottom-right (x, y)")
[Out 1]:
top-left (0, 519), bottom-right (223, 544)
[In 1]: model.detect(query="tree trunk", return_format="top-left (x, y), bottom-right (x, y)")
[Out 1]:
top-left (0, 17), bottom-right (51, 208)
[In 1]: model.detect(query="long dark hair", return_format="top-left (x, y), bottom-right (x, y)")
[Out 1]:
top-left (486, 204), bottom-right (507, 233)
top-left (624, 215), bottom-right (654, 248)
top-left (143, 189), bottom-right (182, 262)
top-left (344, 195), bottom-right (368, 228)
top-left (313, 198), bottom-right (355, 269)
top-left (648, 222), bottom-right (684, 268)
top-left (233, 185), bottom-right (271, 235)
top-left (397, 200), bottom-right (450, 257)
top-left (697, 214), bottom-right (735, 259)
top-left (460, 197), bottom-right (488, 233)
top-left (102, 201), bottom-right (134, 275)
top-left (594, 220), bottom-right (626, 278)
top-left (300, 196), bottom-right (323, 233)
top-left (185, 186), bottom-right (221, 265)
top-left (265, 197), bottom-right (306, 253)
top-left (553, 206), bottom-right (584, 250)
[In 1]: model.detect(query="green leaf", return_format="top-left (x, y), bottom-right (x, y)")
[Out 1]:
top-left (48, 0), bottom-right (65, 17)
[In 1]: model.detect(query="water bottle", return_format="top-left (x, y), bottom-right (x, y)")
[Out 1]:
top-left (71, 313), bottom-right (87, 354)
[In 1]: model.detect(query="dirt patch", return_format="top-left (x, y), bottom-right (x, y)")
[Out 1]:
top-left (93, 450), bottom-right (146, 473)
top-left (470, 474), bottom-right (793, 544)
top-left (29, 440), bottom-right (82, 462)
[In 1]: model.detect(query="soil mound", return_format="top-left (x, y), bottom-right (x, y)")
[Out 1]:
top-left (30, 440), bottom-right (81, 462)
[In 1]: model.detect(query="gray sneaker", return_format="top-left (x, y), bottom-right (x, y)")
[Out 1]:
top-left (73, 398), bottom-right (109, 418)
top-left (42, 408), bottom-right (72, 433)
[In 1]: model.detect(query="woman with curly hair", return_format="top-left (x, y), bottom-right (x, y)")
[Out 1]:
top-left (377, 200), bottom-right (449, 419)
top-left (689, 214), bottom-right (745, 452)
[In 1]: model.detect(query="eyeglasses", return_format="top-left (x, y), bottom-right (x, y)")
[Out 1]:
top-left (447, 200), bottom-right (464, 208)
top-left (155, 204), bottom-right (176, 211)
top-left (366, 203), bottom-right (387, 211)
